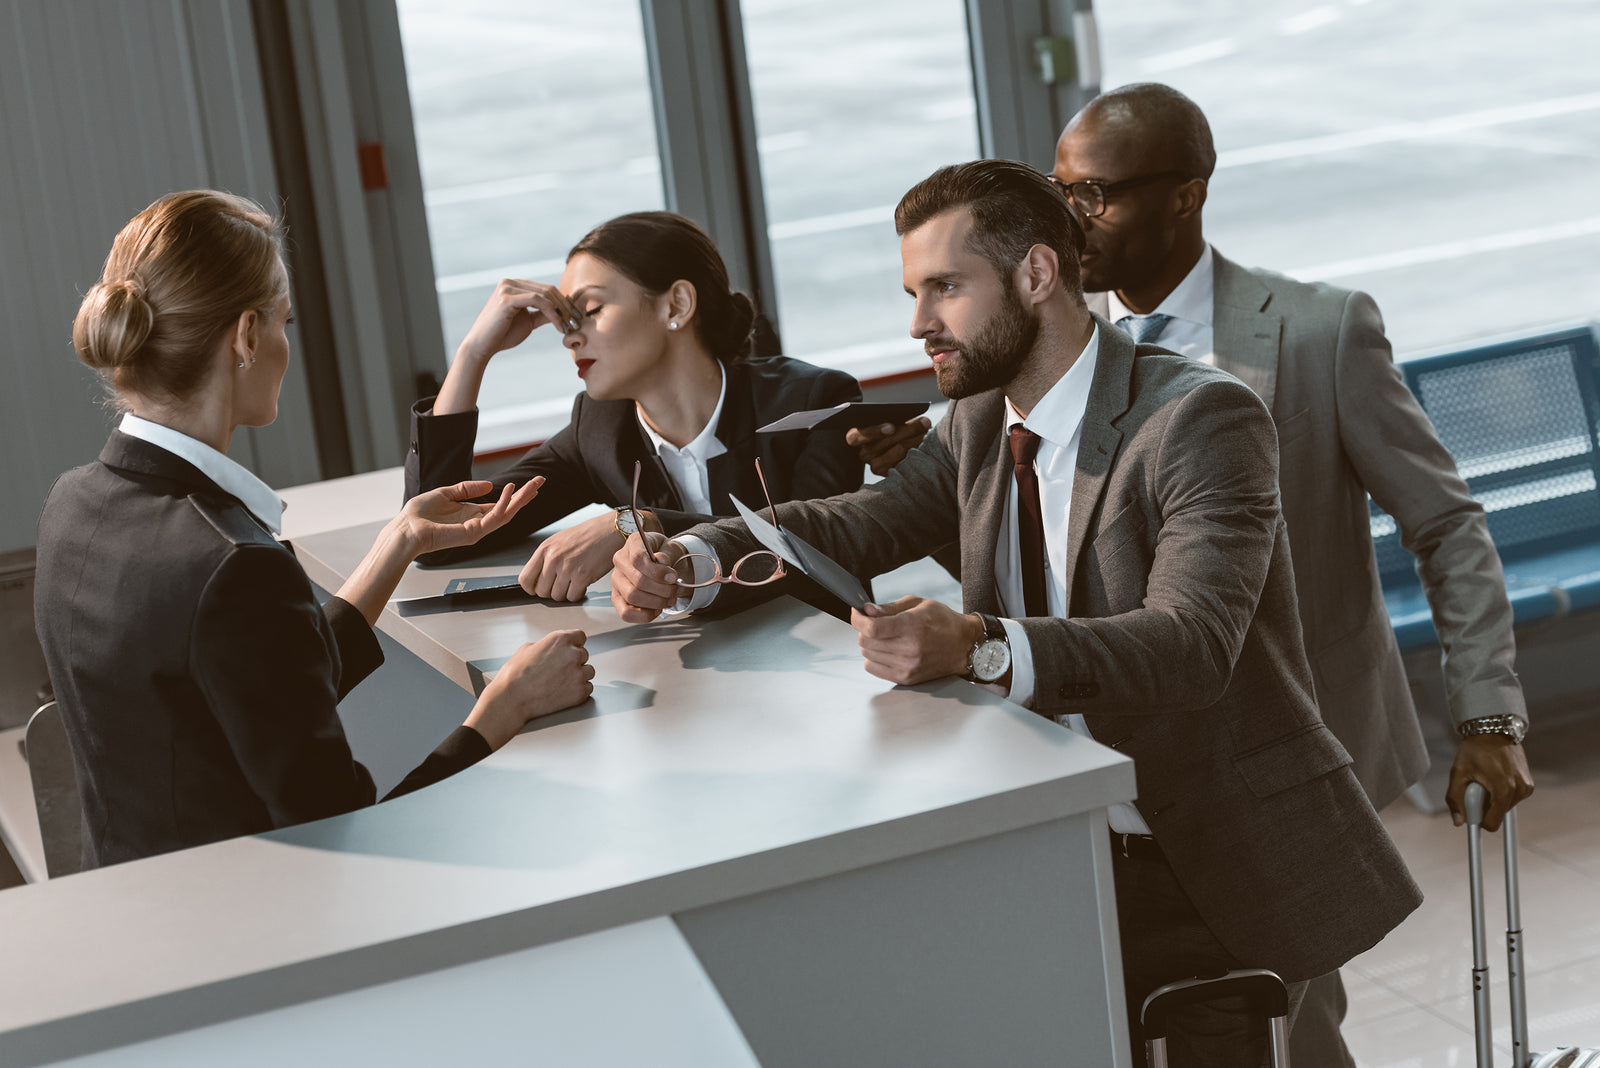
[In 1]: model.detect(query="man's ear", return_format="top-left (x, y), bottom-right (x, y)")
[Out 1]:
top-left (665, 280), bottom-right (698, 330)
top-left (1016, 244), bottom-right (1061, 305)
top-left (1172, 178), bottom-right (1208, 221)
top-left (230, 308), bottom-right (262, 368)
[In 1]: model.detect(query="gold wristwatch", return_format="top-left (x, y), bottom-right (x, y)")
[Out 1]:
top-left (614, 508), bottom-right (651, 537)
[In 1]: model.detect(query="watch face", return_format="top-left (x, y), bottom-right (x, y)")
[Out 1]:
top-left (615, 509), bottom-right (639, 536)
top-left (970, 639), bottom-right (1010, 683)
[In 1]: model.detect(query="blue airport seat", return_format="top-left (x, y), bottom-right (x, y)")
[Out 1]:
top-left (1373, 323), bottom-right (1600, 651)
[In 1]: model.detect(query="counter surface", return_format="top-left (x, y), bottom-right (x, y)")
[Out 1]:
top-left (0, 472), bottom-right (1136, 1066)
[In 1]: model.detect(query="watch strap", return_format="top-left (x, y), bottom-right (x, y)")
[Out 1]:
top-left (1457, 714), bottom-right (1527, 743)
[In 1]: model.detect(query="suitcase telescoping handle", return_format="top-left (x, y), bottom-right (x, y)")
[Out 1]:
top-left (1140, 968), bottom-right (1291, 1067)
top-left (1464, 780), bottom-right (1531, 1068)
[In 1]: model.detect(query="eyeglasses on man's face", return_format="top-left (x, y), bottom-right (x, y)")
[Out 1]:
top-left (629, 460), bottom-right (787, 589)
top-left (1046, 170), bottom-right (1191, 219)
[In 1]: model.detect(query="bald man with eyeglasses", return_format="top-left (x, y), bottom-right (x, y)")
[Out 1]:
top-left (1051, 81), bottom-right (1533, 1068)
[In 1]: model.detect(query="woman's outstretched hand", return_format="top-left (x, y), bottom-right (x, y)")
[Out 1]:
top-left (397, 477), bottom-right (544, 558)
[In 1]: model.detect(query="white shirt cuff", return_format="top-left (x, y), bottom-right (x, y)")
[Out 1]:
top-left (997, 616), bottom-right (1035, 708)
top-left (660, 534), bottom-right (720, 616)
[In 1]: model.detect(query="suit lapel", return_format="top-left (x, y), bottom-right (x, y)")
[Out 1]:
top-left (705, 362), bottom-right (756, 510)
top-left (1211, 250), bottom-right (1282, 414)
top-left (960, 397), bottom-right (1010, 616)
top-left (1060, 316), bottom-right (1132, 616)
top-left (619, 415), bottom-right (684, 511)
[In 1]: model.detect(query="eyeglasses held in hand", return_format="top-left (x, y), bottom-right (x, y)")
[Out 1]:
top-left (629, 460), bottom-right (787, 589)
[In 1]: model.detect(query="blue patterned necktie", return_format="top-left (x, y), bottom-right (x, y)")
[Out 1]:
top-left (1117, 313), bottom-right (1173, 345)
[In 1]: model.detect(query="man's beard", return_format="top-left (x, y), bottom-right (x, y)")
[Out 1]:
top-left (931, 284), bottom-right (1040, 399)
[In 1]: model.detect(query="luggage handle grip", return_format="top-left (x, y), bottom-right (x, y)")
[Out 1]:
top-left (1140, 969), bottom-right (1289, 1040)
top-left (1465, 780), bottom-right (1488, 828)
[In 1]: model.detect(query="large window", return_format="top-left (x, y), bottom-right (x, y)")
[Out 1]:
top-left (1095, 0), bottom-right (1600, 359)
top-left (741, 0), bottom-right (980, 381)
top-left (396, 0), bottom-right (664, 449)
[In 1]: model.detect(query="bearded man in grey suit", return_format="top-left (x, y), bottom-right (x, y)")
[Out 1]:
top-left (611, 159), bottom-right (1422, 1067)
top-left (1049, 82), bottom-right (1535, 1068)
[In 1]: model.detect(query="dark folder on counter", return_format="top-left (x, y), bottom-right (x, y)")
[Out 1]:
top-left (755, 401), bottom-right (929, 435)
top-left (442, 575), bottom-right (525, 598)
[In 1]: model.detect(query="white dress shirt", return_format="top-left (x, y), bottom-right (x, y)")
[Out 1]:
top-left (988, 327), bottom-right (1150, 835)
top-left (635, 363), bottom-right (728, 516)
top-left (1106, 243), bottom-right (1215, 366)
top-left (637, 365), bottom-right (728, 614)
top-left (118, 413), bottom-right (285, 535)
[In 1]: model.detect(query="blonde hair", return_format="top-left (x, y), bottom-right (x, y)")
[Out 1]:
top-left (73, 190), bottom-right (286, 401)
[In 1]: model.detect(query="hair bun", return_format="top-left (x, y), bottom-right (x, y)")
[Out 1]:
top-left (719, 291), bottom-right (756, 361)
top-left (74, 277), bottom-right (155, 371)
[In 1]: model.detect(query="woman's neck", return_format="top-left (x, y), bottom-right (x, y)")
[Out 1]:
top-left (126, 382), bottom-right (235, 454)
top-left (634, 345), bottom-right (724, 448)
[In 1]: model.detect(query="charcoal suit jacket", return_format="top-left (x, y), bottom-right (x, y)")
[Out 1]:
top-left (404, 355), bottom-right (864, 563)
top-left (34, 432), bottom-right (488, 869)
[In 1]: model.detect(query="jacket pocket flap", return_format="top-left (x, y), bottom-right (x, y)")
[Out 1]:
top-left (1232, 724), bottom-right (1353, 798)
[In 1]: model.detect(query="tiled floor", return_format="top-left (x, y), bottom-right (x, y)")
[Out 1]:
top-left (1342, 710), bottom-right (1600, 1066)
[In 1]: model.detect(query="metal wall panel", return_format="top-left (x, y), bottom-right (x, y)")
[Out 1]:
top-left (967, 0), bottom-right (1100, 168)
top-left (0, 0), bottom-right (320, 555)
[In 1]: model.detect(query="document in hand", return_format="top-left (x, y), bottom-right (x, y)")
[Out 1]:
top-left (730, 495), bottom-right (871, 611)
top-left (755, 401), bottom-right (929, 435)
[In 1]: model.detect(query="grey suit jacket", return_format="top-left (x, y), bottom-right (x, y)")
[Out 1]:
top-left (1096, 252), bottom-right (1525, 807)
top-left (685, 318), bottom-right (1421, 982)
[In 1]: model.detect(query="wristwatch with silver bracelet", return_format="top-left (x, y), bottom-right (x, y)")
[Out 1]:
top-left (1457, 714), bottom-right (1528, 744)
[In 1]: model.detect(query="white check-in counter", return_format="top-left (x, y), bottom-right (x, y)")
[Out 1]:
top-left (0, 470), bottom-right (1137, 1067)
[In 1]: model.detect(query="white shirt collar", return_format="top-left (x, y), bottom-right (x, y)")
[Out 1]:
top-left (1106, 243), bottom-right (1215, 330)
top-left (117, 413), bottom-right (285, 534)
top-left (635, 362), bottom-right (730, 463)
top-left (1004, 323), bottom-right (1101, 447)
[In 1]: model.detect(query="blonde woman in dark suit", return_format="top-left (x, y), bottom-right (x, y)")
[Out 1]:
top-left (35, 191), bottom-right (593, 870)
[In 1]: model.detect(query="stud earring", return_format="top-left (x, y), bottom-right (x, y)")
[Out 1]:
top-left (668, 321), bottom-right (678, 331)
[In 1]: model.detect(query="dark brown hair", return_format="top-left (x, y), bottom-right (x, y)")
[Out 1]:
top-left (569, 211), bottom-right (756, 363)
top-left (894, 160), bottom-right (1086, 296)
top-left (73, 190), bottom-right (286, 401)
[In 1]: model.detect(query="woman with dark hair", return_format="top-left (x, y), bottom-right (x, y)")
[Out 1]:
top-left (406, 211), bottom-right (863, 600)
top-left (36, 190), bottom-right (595, 869)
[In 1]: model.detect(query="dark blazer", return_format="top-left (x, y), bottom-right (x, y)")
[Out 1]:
top-left (685, 318), bottom-right (1422, 982)
top-left (1093, 252), bottom-right (1524, 807)
top-left (33, 432), bottom-right (489, 869)
top-left (403, 355), bottom-right (864, 563)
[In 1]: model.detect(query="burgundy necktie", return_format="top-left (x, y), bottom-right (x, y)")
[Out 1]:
top-left (1008, 425), bottom-right (1048, 617)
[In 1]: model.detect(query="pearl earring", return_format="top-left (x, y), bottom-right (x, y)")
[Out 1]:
top-left (668, 321), bottom-right (678, 331)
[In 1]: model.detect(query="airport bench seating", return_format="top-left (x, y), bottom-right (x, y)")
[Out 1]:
top-left (1373, 323), bottom-right (1600, 650)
